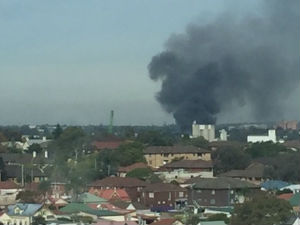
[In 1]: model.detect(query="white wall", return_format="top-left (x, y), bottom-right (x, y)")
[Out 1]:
top-left (247, 129), bottom-right (277, 143)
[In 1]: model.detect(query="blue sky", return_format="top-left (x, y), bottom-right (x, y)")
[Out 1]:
top-left (0, 0), bottom-right (298, 125)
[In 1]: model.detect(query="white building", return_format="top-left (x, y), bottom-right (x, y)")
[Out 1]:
top-left (219, 129), bottom-right (228, 141)
top-left (192, 121), bottom-right (215, 142)
top-left (247, 129), bottom-right (277, 143)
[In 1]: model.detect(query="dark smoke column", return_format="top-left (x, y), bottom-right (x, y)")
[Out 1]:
top-left (148, 0), bottom-right (299, 132)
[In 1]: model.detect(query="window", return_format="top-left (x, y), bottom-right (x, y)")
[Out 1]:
top-left (149, 160), bottom-right (152, 165)
top-left (149, 192), bottom-right (154, 198)
top-left (210, 199), bottom-right (216, 205)
top-left (163, 153), bottom-right (169, 157)
top-left (168, 192), bottom-right (172, 200)
top-left (179, 192), bottom-right (184, 198)
top-left (211, 190), bottom-right (215, 195)
top-left (197, 153), bottom-right (203, 157)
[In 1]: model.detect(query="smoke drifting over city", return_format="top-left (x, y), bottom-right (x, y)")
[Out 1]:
top-left (148, 0), bottom-right (300, 131)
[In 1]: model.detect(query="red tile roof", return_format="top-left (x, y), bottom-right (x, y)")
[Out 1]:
top-left (93, 189), bottom-right (131, 202)
top-left (150, 219), bottom-right (178, 225)
top-left (24, 182), bottom-right (39, 191)
top-left (92, 141), bottom-right (122, 150)
top-left (118, 162), bottom-right (148, 173)
top-left (0, 181), bottom-right (20, 189)
top-left (277, 193), bottom-right (293, 201)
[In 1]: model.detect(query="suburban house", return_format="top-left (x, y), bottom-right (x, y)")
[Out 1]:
top-left (155, 159), bottom-right (213, 183)
top-left (0, 203), bottom-right (48, 225)
top-left (6, 164), bottom-right (49, 184)
top-left (93, 221), bottom-right (138, 225)
top-left (186, 177), bottom-right (259, 207)
top-left (218, 162), bottom-right (265, 185)
top-left (280, 216), bottom-right (300, 225)
top-left (280, 184), bottom-right (300, 194)
top-left (76, 192), bottom-right (107, 204)
top-left (139, 183), bottom-right (187, 211)
top-left (144, 145), bottom-right (211, 168)
top-left (59, 202), bottom-right (119, 221)
top-left (91, 136), bottom-right (124, 151)
top-left (261, 180), bottom-right (290, 191)
top-left (88, 177), bottom-right (148, 202)
top-left (45, 196), bottom-right (68, 210)
top-left (118, 162), bottom-right (149, 177)
top-left (93, 188), bottom-right (131, 202)
top-left (149, 218), bottom-right (184, 225)
top-left (0, 181), bottom-right (22, 206)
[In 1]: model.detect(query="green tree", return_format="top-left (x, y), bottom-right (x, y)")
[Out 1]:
top-left (206, 214), bottom-right (229, 224)
top-left (16, 190), bottom-right (41, 203)
top-left (32, 216), bottom-right (46, 225)
top-left (28, 143), bottom-right (42, 154)
top-left (0, 157), bottom-right (7, 181)
top-left (231, 194), bottom-right (292, 225)
top-left (180, 136), bottom-right (209, 148)
top-left (52, 124), bottom-right (63, 139)
top-left (245, 142), bottom-right (288, 158)
top-left (185, 214), bottom-right (201, 225)
top-left (212, 147), bottom-right (251, 174)
top-left (126, 168), bottom-right (153, 180)
top-left (137, 130), bottom-right (174, 146)
top-left (117, 142), bottom-right (146, 166)
top-left (263, 152), bottom-right (300, 182)
top-left (38, 180), bottom-right (51, 196)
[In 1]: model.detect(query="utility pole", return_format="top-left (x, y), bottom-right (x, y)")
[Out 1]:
top-left (21, 164), bottom-right (24, 187)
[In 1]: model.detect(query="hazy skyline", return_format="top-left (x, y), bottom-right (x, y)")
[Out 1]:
top-left (0, 0), bottom-right (299, 126)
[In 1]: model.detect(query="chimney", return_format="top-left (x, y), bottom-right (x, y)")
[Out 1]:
top-left (33, 151), bottom-right (36, 158)
top-left (45, 150), bottom-right (48, 158)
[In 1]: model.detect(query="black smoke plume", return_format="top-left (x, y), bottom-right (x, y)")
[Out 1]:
top-left (148, 0), bottom-right (299, 131)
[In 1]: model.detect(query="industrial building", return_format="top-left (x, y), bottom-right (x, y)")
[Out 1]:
top-left (192, 121), bottom-right (215, 142)
top-left (247, 129), bottom-right (277, 143)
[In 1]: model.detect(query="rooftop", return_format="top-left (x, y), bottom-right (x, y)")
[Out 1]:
top-left (219, 162), bottom-right (265, 179)
top-left (144, 145), bottom-right (210, 154)
top-left (60, 203), bottom-right (119, 216)
top-left (142, 183), bottom-right (186, 192)
top-left (0, 181), bottom-right (20, 189)
top-left (159, 159), bottom-right (212, 170)
top-left (89, 177), bottom-right (148, 188)
top-left (118, 162), bottom-right (148, 173)
top-left (186, 177), bottom-right (258, 190)
top-left (7, 203), bottom-right (43, 216)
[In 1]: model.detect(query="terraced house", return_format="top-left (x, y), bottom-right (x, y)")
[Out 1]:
top-left (144, 145), bottom-right (211, 168)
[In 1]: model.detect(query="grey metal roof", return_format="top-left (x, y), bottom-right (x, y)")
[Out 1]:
top-left (186, 177), bottom-right (258, 190)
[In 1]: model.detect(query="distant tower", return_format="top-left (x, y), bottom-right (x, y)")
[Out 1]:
top-left (108, 110), bottom-right (114, 134)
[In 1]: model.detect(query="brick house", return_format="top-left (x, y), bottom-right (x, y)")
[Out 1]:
top-left (140, 183), bottom-right (187, 211)
top-left (88, 177), bottom-right (147, 202)
top-left (155, 159), bottom-right (213, 183)
top-left (144, 145), bottom-right (211, 168)
top-left (186, 177), bottom-right (259, 207)
top-left (218, 162), bottom-right (265, 185)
